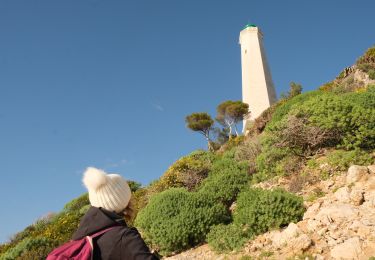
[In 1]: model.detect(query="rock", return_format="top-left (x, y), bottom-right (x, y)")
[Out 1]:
top-left (330, 237), bottom-right (362, 259)
top-left (291, 234), bottom-right (312, 251)
top-left (307, 219), bottom-right (322, 232)
top-left (315, 204), bottom-right (357, 225)
top-left (334, 187), bottom-right (351, 203)
top-left (350, 189), bottom-right (364, 205)
top-left (314, 254), bottom-right (325, 260)
top-left (346, 165), bottom-right (369, 184)
top-left (271, 223), bottom-right (301, 248)
top-left (363, 190), bottom-right (375, 208)
top-left (363, 175), bottom-right (375, 191)
top-left (323, 180), bottom-right (335, 191)
top-left (317, 227), bottom-right (328, 236)
top-left (356, 225), bottom-right (372, 239)
top-left (368, 165), bottom-right (375, 174)
top-left (303, 201), bottom-right (322, 220)
top-left (283, 223), bottom-right (301, 238)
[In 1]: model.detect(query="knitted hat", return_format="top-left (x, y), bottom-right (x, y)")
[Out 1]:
top-left (82, 167), bottom-right (132, 213)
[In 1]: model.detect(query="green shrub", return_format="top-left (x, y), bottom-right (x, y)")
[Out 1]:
top-left (39, 211), bottom-right (83, 244)
top-left (198, 158), bottom-right (250, 205)
top-left (326, 149), bottom-right (373, 170)
top-left (234, 137), bottom-right (261, 162)
top-left (0, 237), bottom-right (54, 260)
top-left (356, 45), bottom-right (375, 65)
top-left (266, 90), bottom-right (322, 130)
top-left (151, 150), bottom-right (217, 192)
top-left (274, 155), bottom-right (305, 176)
top-left (234, 188), bottom-right (305, 236)
top-left (135, 188), bottom-right (229, 255)
top-left (79, 204), bottom-right (91, 215)
top-left (319, 81), bottom-right (339, 92)
top-left (255, 135), bottom-right (289, 176)
top-left (306, 188), bottom-right (326, 202)
top-left (207, 224), bottom-right (249, 253)
top-left (219, 136), bottom-right (245, 153)
top-left (128, 180), bottom-right (142, 193)
top-left (63, 193), bottom-right (89, 212)
top-left (270, 114), bottom-right (340, 157)
top-left (296, 90), bottom-right (375, 149)
top-left (368, 69), bottom-right (375, 80)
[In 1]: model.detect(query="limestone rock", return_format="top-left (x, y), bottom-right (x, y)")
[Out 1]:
top-left (363, 190), bottom-right (375, 208)
top-left (271, 223), bottom-right (301, 248)
top-left (350, 189), bottom-right (364, 205)
top-left (322, 180), bottom-right (335, 191)
top-left (364, 176), bottom-right (375, 190)
top-left (307, 219), bottom-right (321, 232)
top-left (334, 187), bottom-right (351, 203)
top-left (314, 254), bottom-right (325, 260)
top-left (330, 237), bottom-right (362, 259)
top-left (368, 165), bottom-right (375, 174)
top-left (315, 204), bottom-right (357, 225)
top-left (303, 201), bottom-right (321, 220)
top-left (346, 165), bottom-right (368, 184)
top-left (291, 234), bottom-right (312, 251)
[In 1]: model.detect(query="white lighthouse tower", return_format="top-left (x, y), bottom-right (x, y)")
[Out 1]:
top-left (239, 24), bottom-right (277, 132)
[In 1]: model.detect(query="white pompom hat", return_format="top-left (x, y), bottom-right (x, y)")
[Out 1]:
top-left (83, 167), bottom-right (132, 213)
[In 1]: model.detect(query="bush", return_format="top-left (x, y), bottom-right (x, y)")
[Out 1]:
top-left (171, 150), bottom-right (216, 191)
top-left (234, 188), bottom-right (305, 236)
top-left (258, 88), bottom-right (375, 177)
top-left (198, 158), bottom-right (250, 206)
top-left (271, 114), bottom-right (340, 157)
top-left (319, 81), bottom-right (339, 92)
top-left (255, 134), bottom-right (289, 176)
top-left (356, 45), bottom-right (375, 65)
top-left (128, 180), bottom-right (142, 193)
top-left (151, 150), bottom-right (216, 192)
top-left (246, 104), bottom-right (278, 136)
top-left (326, 149), bottom-right (373, 171)
top-left (0, 237), bottom-right (54, 260)
top-left (218, 136), bottom-right (245, 153)
top-left (234, 137), bottom-right (261, 162)
top-left (207, 224), bottom-right (249, 253)
top-left (266, 90), bottom-right (322, 130)
top-left (135, 188), bottom-right (228, 255)
top-left (63, 193), bottom-right (89, 212)
top-left (368, 69), bottom-right (375, 80)
top-left (274, 155), bottom-right (305, 176)
top-left (296, 90), bottom-right (375, 150)
top-left (39, 211), bottom-right (83, 244)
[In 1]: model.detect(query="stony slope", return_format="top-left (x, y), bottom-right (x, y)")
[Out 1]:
top-left (166, 164), bottom-right (375, 260)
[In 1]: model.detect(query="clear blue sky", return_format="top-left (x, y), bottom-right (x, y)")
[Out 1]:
top-left (0, 0), bottom-right (374, 242)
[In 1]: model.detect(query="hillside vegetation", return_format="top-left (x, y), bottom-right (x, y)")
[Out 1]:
top-left (1, 46), bottom-right (375, 259)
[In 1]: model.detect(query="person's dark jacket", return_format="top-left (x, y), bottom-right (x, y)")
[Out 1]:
top-left (72, 206), bottom-right (159, 260)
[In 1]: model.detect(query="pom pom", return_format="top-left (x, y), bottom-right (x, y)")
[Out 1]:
top-left (83, 167), bottom-right (108, 191)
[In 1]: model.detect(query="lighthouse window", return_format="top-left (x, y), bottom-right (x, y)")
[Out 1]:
top-left (245, 49), bottom-right (247, 54)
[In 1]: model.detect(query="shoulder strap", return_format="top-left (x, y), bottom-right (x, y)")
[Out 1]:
top-left (86, 226), bottom-right (119, 256)
top-left (89, 226), bottom-right (118, 239)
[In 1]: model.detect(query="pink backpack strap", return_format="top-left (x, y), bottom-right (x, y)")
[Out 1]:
top-left (85, 226), bottom-right (119, 257)
top-left (89, 226), bottom-right (118, 239)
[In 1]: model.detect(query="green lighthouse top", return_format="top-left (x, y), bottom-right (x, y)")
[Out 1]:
top-left (243, 23), bottom-right (257, 29)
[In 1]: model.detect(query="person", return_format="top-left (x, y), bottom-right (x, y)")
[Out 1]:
top-left (72, 167), bottom-right (159, 260)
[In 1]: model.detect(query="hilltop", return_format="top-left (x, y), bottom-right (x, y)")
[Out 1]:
top-left (0, 45), bottom-right (374, 260)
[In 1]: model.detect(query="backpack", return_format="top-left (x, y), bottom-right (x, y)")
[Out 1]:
top-left (46, 227), bottom-right (115, 260)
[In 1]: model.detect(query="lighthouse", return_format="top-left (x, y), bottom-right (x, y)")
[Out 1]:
top-left (239, 24), bottom-right (277, 132)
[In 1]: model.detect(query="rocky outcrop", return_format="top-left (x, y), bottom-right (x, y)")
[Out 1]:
top-left (166, 164), bottom-right (375, 259)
